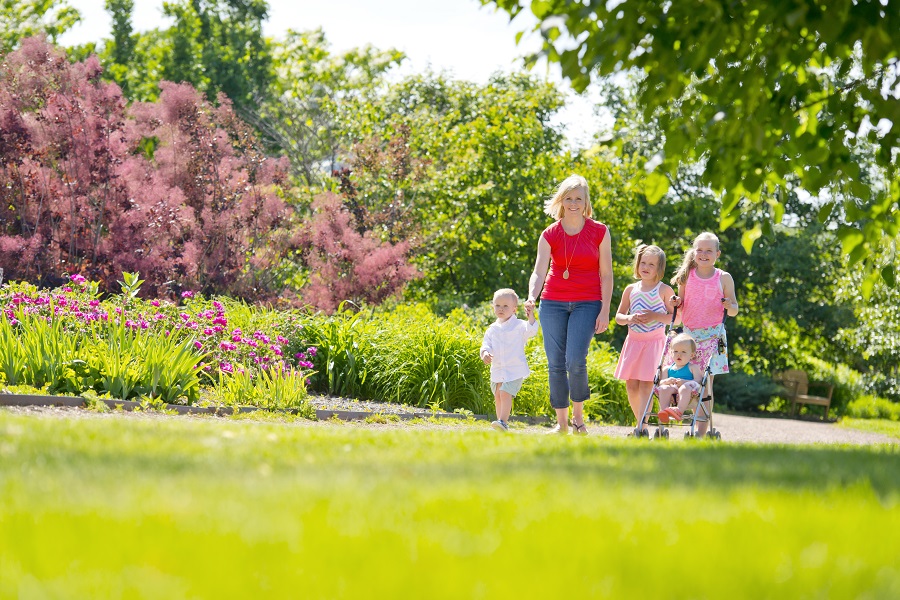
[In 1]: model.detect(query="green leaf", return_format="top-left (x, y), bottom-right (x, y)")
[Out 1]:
top-left (817, 201), bottom-right (835, 222)
top-left (836, 226), bottom-right (864, 256)
top-left (643, 171), bottom-right (669, 205)
top-left (741, 225), bottom-right (762, 254)
top-left (882, 265), bottom-right (896, 288)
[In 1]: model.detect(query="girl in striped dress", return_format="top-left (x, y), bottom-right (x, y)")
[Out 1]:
top-left (614, 245), bottom-right (676, 433)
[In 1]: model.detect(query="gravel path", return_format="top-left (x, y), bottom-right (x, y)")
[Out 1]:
top-left (312, 395), bottom-right (897, 445)
top-left (2, 399), bottom-right (896, 446)
top-left (582, 413), bottom-right (897, 445)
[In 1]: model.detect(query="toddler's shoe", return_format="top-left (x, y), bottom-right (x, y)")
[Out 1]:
top-left (657, 409), bottom-right (671, 424)
top-left (664, 407), bottom-right (684, 422)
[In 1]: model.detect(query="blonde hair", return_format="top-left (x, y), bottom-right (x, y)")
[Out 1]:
top-left (670, 332), bottom-right (697, 355)
top-left (671, 232), bottom-right (720, 287)
top-left (493, 288), bottom-right (519, 303)
top-left (632, 244), bottom-right (667, 282)
top-left (543, 174), bottom-right (593, 220)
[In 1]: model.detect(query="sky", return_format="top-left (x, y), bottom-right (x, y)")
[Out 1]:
top-left (58, 0), bottom-right (607, 148)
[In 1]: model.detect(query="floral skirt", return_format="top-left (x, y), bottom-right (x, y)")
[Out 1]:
top-left (670, 323), bottom-right (729, 376)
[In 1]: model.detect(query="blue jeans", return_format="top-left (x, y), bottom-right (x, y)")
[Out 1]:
top-left (539, 300), bottom-right (602, 409)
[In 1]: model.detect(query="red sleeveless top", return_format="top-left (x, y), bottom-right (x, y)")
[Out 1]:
top-left (541, 219), bottom-right (606, 302)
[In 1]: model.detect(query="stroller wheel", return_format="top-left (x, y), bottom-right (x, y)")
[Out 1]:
top-left (662, 428), bottom-right (670, 439)
top-left (684, 432), bottom-right (694, 440)
top-left (709, 430), bottom-right (722, 441)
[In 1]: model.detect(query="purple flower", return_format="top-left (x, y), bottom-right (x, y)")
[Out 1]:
top-left (181, 291), bottom-right (194, 299)
top-left (220, 362), bottom-right (233, 373)
top-left (151, 300), bottom-right (160, 307)
top-left (308, 347), bottom-right (317, 356)
top-left (194, 341), bottom-right (203, 350)
top-left (70, 274), bottom-right (86, 284)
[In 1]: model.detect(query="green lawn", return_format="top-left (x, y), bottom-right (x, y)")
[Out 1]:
top-left (841, 418), bottom-right (900, 440)
top-left (1, 410), bottom-right (899, 599)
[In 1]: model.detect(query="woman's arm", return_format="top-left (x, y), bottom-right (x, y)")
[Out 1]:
top-left (525, 235), bottom-right (551, 312)
top-left (595, 227), bottom-right (613, 333)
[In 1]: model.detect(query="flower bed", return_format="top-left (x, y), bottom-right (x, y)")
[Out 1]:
top-left (0, 273), bottom-right (316, 411)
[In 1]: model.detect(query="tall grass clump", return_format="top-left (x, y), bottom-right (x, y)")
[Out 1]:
top-left (369, 304), bottom-right (491, 413)
top-left (301, 305), bottom-right (379, 398)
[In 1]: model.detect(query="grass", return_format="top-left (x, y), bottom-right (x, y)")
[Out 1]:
top-left (1, 410), bottom-right (899, 599)
top-left (841, 417), bottom-right (900, 440)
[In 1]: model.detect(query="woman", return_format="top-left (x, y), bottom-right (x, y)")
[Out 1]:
top-left (524, 174), bottom-right (613, 434)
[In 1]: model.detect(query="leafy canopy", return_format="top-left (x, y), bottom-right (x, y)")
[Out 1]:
top-left (483, 0), bottom-right (900, 287)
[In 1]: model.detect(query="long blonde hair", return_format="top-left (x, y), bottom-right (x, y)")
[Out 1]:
top-left (632, 244), bottom-right (667, 282)
top-left (671, 232), bottom-right (720, 287)
top-left (543, 174), bottom-right (593, 220)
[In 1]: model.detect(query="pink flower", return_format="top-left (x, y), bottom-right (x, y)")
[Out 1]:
top-left (70, 274), bottom-right (86, 284)
top-left (194, 341), bottom-right (203, 350)
top-left (220, 362), bottom-right (233, 373)
top-left (151, 300), bottom-right (160, 307)
top-left (181, 291), bottom-right (194, 299)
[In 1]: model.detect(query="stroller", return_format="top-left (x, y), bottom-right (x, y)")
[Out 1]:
top-left (632, 304), bottom-right (727, 440)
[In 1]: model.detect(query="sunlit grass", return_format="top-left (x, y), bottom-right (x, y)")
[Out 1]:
top-left (1, 410), bottom-right (899, 599)
top-left (841, 417), bottom-right (900, 440)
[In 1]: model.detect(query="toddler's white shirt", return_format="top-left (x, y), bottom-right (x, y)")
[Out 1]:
top-left (480, 316), bottom-right (540, 384)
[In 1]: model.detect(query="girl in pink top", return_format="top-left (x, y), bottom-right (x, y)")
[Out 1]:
top-left (671, 232), bottom-right (740, 436)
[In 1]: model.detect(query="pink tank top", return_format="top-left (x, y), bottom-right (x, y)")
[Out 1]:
top-left (681, 268), bottom-right (724, 329)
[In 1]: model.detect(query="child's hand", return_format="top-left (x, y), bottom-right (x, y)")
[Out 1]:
top-left (671, 295), bottom-right (682, 308)
top-left (482, 352), bottom-right (493, 365)
top-left (525, 304), bottom-right (534, 319)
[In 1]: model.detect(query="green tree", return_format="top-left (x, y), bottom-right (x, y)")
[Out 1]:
top-left (339, 73), bottom-right (570, 305)
top-left (246, 28), bottom-right (404, 186)
top-left (484, 0), bottom-right (900, 287)
top-left (92, 0), bottom-right (272, 110)
top-left (1, 0), bottom-right (80, 54)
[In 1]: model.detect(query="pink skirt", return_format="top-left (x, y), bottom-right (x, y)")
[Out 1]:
top-left (614, 328), bottom-right (667, 382)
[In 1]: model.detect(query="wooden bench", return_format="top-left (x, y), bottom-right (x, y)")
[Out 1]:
top-left (774, 369), bottom-right (834, 419)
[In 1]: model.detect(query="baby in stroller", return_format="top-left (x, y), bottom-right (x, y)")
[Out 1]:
top-left (656, 333), bottom-right (703, 423)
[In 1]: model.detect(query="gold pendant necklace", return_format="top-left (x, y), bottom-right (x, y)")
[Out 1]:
top-left (562, 223), bottom-right (583, 280)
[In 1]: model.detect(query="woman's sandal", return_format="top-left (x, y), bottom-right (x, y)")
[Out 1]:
top-left (572, 421), bottom-right (588, 436)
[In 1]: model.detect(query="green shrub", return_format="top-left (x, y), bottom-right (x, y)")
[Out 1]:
top-left (713, 372), bottom-right (783, 413)
top-left (584, 341), bottom-right (631, 425)
top-left (369, 308), bottom-right (491, 414)
top-left (845, 395), bottom-right (900, 420)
